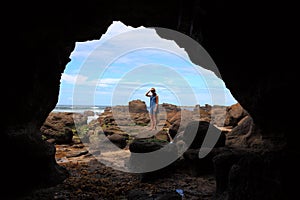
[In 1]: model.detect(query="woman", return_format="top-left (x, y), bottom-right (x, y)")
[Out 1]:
top-left (145, 87), bottom-right (159, 130)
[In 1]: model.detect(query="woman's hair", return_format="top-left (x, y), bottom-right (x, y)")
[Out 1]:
top-left (151, 88), bottom-right (157, 96)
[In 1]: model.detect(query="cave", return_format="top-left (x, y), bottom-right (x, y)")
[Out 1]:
top-left (3, 1), bottom-right (297, 199)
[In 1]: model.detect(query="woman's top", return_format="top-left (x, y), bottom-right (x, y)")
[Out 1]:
top-left (150, 95), bottom-right (157, 108)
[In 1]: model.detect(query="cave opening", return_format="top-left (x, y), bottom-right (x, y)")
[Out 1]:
top-left (1, 0), bottom-right (299, 200)
top-left (3, 1), bottom-right (296, 199)
top-left (33, 21), bottom-right (261, 199)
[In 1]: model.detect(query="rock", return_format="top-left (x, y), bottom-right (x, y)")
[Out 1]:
top-left (128, 138), bottom-right (177, 175)
top-left (212, 150), bottom-right (246, 197)
top-left (226, 115), bottom-right (255, 147)
top-left (168, 120), bottom-right (180, 138)
top-left (224, 103), bottom-right (248, 127)
top-left (41, 112), bottom-right (87, 144)
top-left (161, 103), bottom-right (181, 124)
top-left (210, 106), bottom-right (228, 127)
top-left (107, 133), bottom-right (129, 149)
top-left (55, 127), bottom-right (74, 144)
top-left (129, 99), bottom-right (148, 113)
top-left (161, 103), bottom-right (181, 113)
top-left (72, 113), bottom-right (88, 126)
top-left (103, 126), bottom-right (125, 136)
top-left (183, 120), bottom-right (226, 149)
top-left (154, 130), bottom-right (170, 141)
top-left (168, 110), bottom-right (181, 124)
top-left (129, 139), bottom-right (165, 153)
top-left (213, 150), bottom-right (284, 200)
top-left (168, 110), bottom-right (194, 138)
top-left (183, 147), bottom-right (230, 176)
top-left (83, 110), bottom-right (94, 116)
top-left (193, 104), bottom-right (201, 112)
top-left (99, 100), bottom-right (150, 126)
top-left (130, 112), bottom-right (150, 126)
top-left (195, 104), bottom-right (212, 122)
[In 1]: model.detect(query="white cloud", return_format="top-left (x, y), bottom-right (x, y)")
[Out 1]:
top-left (97, 78), bottom-right (121, 87)
top-left (61, 74), bottom-right (120, 88)
top-left (61, 74), bottom-right (88, 85)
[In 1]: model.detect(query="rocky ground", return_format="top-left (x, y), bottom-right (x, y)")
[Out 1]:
top-left (25, 100), bottom-right (264, 200)
top-left (19, 142), bottom-right (216, 200)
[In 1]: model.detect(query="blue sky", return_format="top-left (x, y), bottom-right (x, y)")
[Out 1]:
top-left (57, 21), bottom-right (237, 107)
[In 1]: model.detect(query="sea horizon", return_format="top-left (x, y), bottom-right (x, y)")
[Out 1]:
top-left (52, 103), bottom-right (227, 114)
top-left (52, 105), bottom-right (109, 114)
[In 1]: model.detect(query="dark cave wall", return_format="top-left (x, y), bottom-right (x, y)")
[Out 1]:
top-left (3, 0), bottom-right (296, 198)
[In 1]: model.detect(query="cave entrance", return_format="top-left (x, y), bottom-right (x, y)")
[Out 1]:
top-left (40, 20), bottom-right (244, 199)
top-left (50, 19), bottom-right (239, 157)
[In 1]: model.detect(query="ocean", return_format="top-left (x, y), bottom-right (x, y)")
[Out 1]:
top-left (52, 105), bottom-right (108, 114)
top-left (52, 105), bottom-right (108, 123)
top-left (53, 104), bottom-right (195, 114)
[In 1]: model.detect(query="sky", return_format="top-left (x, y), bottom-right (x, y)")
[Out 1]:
top-left (57, 21), bottom-right (237, 107)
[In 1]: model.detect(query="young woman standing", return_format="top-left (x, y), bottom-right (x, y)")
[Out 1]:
top-left (145, 88), bottom-right (159, 130)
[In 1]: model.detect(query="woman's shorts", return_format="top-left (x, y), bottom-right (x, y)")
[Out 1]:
top-left (149, 106), bottom-right (159, 115)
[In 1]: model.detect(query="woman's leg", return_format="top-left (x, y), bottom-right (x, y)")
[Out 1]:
top-left (149, 107), bottom-right (154, 130)
top-left (152, 113), bottom-right (157, 130)
top-left (149, 113), bottom-right (154, 130)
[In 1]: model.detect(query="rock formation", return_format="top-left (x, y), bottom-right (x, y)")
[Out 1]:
top-left (3, 1), bottom-right (295, 199)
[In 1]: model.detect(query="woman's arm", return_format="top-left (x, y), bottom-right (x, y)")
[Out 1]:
top-left (145, 90), bottom-right (151, 97)
top-left (154, 95), bottom-right (159, 111)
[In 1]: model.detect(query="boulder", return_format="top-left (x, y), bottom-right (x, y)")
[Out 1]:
top-left (129, 99), bottom-right (148, 113)
top-left (183, 120), bottom-right (226, 149)
top-left (40, 112), bottom-right (83, 144)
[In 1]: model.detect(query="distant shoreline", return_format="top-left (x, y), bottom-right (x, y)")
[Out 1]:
top-left (53, 103), bottom-right (231, 114)
top-left (54, 103), bottom-right (230, 108)
top-left (52, 105), bottom-right (107, 114)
